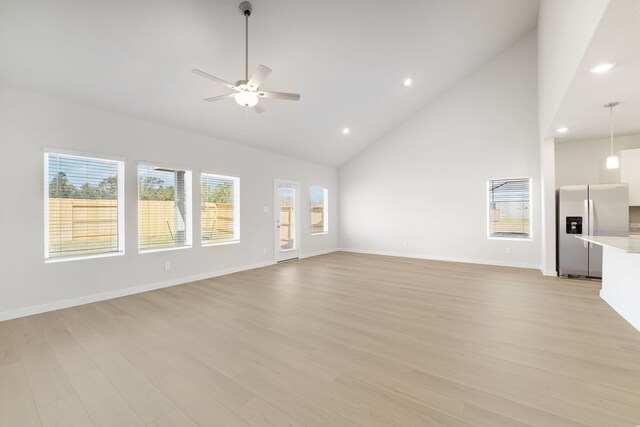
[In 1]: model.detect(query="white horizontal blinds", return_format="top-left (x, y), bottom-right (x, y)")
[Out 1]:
top-left (46, 152), bottom-right (123, 259)
top-left (310, 186), bottom-right (328, 234)
top-left (489, 178), bottom-right (531, 238)
top-left (138, 164), bottom-right (192, 251)
top-left (201, 173), bottom-right (239, 245)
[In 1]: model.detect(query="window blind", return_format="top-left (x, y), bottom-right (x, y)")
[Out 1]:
top-left (201, 173), bottom-right (240, 245)
top-left (310, 186), bottom-right (328, 234)
top-left (138, 164), bottom-right (192, 251)
top-left (45, 152), bottom-right (124, 260)
top-left (488, 178), bottom-right (531, 239)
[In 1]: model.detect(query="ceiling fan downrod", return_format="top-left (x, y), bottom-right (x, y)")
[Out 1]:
top-left (239, 1), bottom-right (253, 82)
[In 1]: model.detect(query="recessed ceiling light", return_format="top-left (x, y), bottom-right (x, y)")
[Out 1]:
top-left (590, 63), bottom-right (615, 73)
top-left (557, 127), bottom-right (569, 133)
top-left (403, 78), bottom-right (413, 86)
top-left (342, 127), bottom-right (350, 135)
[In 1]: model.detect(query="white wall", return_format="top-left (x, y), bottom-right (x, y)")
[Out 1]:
top-left (540, 137), bottom-right (556, 275)
top-left (338, 32), bottom-right (541, 269)
top-left (0, 85), bottom-right (338, 319)
top-left (555, 134), bottom-right (640, 187)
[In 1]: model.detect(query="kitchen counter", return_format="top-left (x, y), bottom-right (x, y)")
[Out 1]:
top-left (575, 235), bottom-right (640, 333)
top-left (576, 235), bottom-right (640, 253)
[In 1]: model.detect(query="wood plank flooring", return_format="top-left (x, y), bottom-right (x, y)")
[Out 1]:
top-left (2, 252), bottom-right (640, 426)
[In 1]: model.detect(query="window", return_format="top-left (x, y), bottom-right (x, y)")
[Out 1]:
top-left (310, 186), bottom-right (328, 234)
top-left (45, 151), bottom-right (124, 261)
top-left (488, 178), bottom-right (531, 239)
top-left (138, 164), bottom-right (192, 252)
top-left (201, 173), bottom-right (240, 245)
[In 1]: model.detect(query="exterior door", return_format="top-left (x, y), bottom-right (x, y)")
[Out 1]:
top-left (275, 180), bottom-right (300, 262)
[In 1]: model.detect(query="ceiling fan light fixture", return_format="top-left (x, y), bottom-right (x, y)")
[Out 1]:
top-left (234, 91), bottom-right (259, 107)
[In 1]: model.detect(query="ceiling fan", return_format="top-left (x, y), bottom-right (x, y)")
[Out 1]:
top-left (192, 1), bottom-right (300, 114)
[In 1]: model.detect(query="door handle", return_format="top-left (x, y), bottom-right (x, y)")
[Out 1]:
top-left (583, 199), bottom-right (589, 248)
top-left (589, 199), bottom-right (594, 248)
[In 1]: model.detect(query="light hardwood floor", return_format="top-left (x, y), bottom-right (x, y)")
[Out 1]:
top-left (2, 252), bottom-right (640, 426)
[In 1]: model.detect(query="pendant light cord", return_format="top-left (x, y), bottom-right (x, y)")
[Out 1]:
top-left (610, 105), bottom-right (614, 156)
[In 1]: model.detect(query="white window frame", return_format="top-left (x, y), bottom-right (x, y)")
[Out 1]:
top-left (44, 148), bottom-right (126, 263)
top-left (310, 186), bottom-right (329, 235)
top-left (487, 176), bottom-right (533, 241)
top-left (137, 161), bottom-right (193, 253)
top-left (200, 172), bottom-right (240, 247)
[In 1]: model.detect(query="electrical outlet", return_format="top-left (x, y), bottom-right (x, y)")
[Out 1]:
top-left (505, 247), bottom-right (511, 254)
top-left (262, 247), bottom-right (267, 255)
top-left (164, 261), bottom-right (171, 271)
top-left (263, 206), bottom-right (270, 213)
top-left (403, 241), bottom-right (408, 248)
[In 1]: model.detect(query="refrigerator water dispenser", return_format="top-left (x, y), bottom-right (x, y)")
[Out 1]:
top-left (566, 216), bottom-right (582, 234)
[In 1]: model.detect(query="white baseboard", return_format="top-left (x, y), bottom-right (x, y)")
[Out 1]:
top-left (0, 260), bottom-right (275, 322)
top-left (542, 269), bottom-right (558, 277)
top-left (600, 289), bottom-right (640, 333)
top-left (299, 248), bottom-right (339, 259)
top-left (338, 248), bottom-right (541, 270)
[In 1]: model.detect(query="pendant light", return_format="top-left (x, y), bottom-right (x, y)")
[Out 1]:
top-left (605, 101), bottom-right (620, 170)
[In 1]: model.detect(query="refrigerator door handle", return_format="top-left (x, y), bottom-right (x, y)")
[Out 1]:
top-left (589, 199), bottom-right (594, 248)
top-left (583, 199), bottom-right (589, 248)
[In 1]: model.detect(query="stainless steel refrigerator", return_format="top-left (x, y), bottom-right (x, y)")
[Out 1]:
top-left (558, 184), bottom-right (629, 278)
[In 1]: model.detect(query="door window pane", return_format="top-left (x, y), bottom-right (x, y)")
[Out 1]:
top-left (279, 187), bottom-right (296, 251)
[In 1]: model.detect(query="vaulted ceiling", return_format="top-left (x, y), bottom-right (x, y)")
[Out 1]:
top-left (0, 0), bottom-right (539, 166)
top-left (551, 0), bottom-right (640, 144)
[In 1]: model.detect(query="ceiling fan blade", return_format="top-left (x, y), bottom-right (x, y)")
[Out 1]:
top-left (203, 93), bottom-right (235, 102)
top-left (253, 104), bottom-right (266, 114)
top-left (192, 69), bottom-right (236, 89)
top-left (247, 65), bottom-right (272, 90)
top-left (257, 90), bottom-right (300, 101)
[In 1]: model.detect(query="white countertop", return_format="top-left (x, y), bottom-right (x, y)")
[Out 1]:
top-left (576, 235), bottom-right (640, 254)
